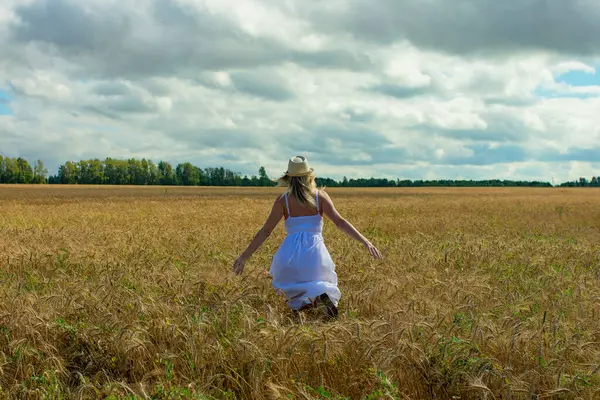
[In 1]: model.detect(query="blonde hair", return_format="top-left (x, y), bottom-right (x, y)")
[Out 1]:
top-left (278, 172), bottom-right (317, 209)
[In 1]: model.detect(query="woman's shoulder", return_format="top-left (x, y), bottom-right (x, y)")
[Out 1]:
top-left (275, 191), bottom-right (288, 204)
top-left (316, 188), bottom-right (330, 199)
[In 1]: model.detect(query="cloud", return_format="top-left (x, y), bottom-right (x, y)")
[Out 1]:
top-left (539, 147), bottom-right (600, 163)
top-left (6, 0), bottom-right (372, 80)
top-left (417, 106), bottom-right (547, 143)
top-left (553, 61), bottom-right (597, 76)
top-left (368, 83), bottom-right (434, 99)
top-left (439, 143), bottom-right (529, 166)
top-left (1, 0), bottom-right (600, 182)
top-left (229, 70), bottom-right (295, 101)
top-left (93, 81), bottom-right (132, 97)
top-left (296, 0), bottom-right (600, 56)
top-left (11, 0), bottom-right (130, 52)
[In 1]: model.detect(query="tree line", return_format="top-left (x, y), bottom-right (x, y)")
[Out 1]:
top-left (44, 158), bottom-right (273, 186)
top-left (315, 177), bottom-right (553, 187)
top-left (0, 155), bottom-right (48, 184)
top-left (0, 155), bottom-right (596, 187)
top-left (558, 177), bottom-right (600, 187)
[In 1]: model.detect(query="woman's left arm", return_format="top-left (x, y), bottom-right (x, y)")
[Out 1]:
top-left (232, 198), bottom-right (284, 275)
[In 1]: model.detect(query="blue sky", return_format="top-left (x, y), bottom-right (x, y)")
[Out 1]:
top-left (533, 88), bottom-right (597, 100)
top-left (1, 0), bottom-right (600, 182)
top-left (555, 67), bottom-right (600, 87)
top-left (0, 88), bottom-right (12, 116)
top-left (533, 65), bottom-right (600, 99)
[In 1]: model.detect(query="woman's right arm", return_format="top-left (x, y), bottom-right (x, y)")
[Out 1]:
top-left (319, 191), bottom-right (383, 259)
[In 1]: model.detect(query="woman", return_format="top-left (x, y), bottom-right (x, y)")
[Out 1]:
top-left (232, 156), bottom-right (382, 320)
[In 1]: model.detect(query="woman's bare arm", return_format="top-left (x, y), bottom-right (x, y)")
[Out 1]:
top-left (319, 191), bottom-right (382, 259)
top-left (233, 197), bottom-right (284, 275)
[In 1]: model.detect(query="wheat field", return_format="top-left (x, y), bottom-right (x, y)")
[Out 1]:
top-left (1, 185), bottom-right (599, 399)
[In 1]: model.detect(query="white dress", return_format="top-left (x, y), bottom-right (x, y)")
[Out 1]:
top-left (269, 191), bottom-right (342, 310)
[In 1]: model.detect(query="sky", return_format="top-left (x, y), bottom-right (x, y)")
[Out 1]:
top-left (1, 0), bottom-right (600, 182)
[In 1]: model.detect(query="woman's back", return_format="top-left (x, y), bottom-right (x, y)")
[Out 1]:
top-left (281, 190), bottom-right (321, 219)
top-left (282, 191), bottom-right (323, 236)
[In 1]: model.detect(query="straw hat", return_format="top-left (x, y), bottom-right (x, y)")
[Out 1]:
top-left (285, 155), bottom-right (314, 177)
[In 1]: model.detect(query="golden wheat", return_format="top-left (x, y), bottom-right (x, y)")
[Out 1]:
top-left (1, 185), bottom-right (599, 399)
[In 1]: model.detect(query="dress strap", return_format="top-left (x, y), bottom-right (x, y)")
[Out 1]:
top-left (284, 193), bottom-right (291, 216)
top-left (315, 190), bottom-right (319, 213)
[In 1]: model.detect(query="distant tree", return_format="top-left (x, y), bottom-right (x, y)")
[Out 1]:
top-left (78, 160), bottom-right (90, 184)
top-left (58, 161), bottom-right (78, 184)
top-left (78, 159), bottom-right (103, 184)
top-left (175, 162), bottom-right (200, 186)
top-left (147, 160), bottom-right (160, 185)
top-left (102, 158), bottom-right (129, 184)
top-left (216, 167), bottom-right (226, 186)
top-left (158, 161), bottom-right (176, 185)
top-left (89, 159), bottom-right (104, 184)
top-left (32, 160), bottom-right (48, 184)
top-left (0, 155), bottom-right (5, 183)
top-left (15, 157), bottom-right (33, 183)
top-left (139, 159), bottom-right (151, 185)
top-left (258, 166), bottom-right (273, 187)
top-left (129, 158), bottom-right (145, 185)
top-left (233, 173), bottom-right (243, 186)
top-left (103, 158), bottom-right (117, 184)
top-left (0, 155), bottom-right (19, 183)
top-left (3, 157), bottom-right (19, 183)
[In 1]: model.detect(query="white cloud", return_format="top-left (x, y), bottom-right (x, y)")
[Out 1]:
top-left (1, 0), bottom-right (600, 182)
top-left (10, 72), bottom-right (72, 101)
top-left (553, 61), bottom-right (596, 76)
